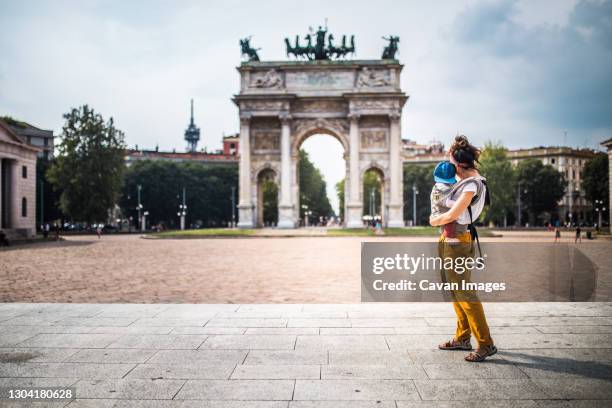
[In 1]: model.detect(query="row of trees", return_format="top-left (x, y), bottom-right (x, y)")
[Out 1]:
top-left (45, 106), bottom-right (238, 227)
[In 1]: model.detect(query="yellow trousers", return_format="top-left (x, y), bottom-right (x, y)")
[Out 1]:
top-left (439, 231), bottom-right (493, 347)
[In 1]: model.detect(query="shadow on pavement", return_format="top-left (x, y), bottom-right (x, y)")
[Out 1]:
top-left (496, 351), bottom-right (612, 379)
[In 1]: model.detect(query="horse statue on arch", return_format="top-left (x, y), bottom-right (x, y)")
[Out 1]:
top-left (240, 37), bottom-right (260, 62)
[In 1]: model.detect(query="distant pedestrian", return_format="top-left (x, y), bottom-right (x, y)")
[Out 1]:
top-left (96, 224), bottom-right (103, 239)
top-left (54, 223), bottom-right (60, 241)
top-left (43, 223), bottom-right (50, 239)
top-left (554, 228), bottom-right (561, 242)
top-left (575, 226), bottom-right (582, 243)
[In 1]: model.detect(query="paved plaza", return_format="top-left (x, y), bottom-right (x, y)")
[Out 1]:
top-left (0, 302), bottom-right (611, 407)
top-left (2, 233), bottom-right (611, 303)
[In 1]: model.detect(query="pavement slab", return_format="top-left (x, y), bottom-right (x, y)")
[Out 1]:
top-left (0, 302), bottom-right (611, 406)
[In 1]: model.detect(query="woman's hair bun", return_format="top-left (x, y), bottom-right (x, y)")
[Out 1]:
top-left (454, 135), bottom-right (469, 149)
top-left (450, 134), bottom-right (480, 168)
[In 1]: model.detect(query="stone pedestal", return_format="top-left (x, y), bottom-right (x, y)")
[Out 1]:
top-left (237, 204), bottom-right (254, 229)
top-left (346, 202), bottom-right (364, 228)
top-left (277, 204), bottom-right (295, 229)
top-left (386, 204), bottom-right (404, 227)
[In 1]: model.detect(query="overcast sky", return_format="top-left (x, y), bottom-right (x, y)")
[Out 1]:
top-left (1, 0), bottom-right (611, 212)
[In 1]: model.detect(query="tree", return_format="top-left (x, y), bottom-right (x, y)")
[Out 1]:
top-left (36, 159), bottom-right (64, 226)
top-left (403, 163), bottom-right (435, 225)
top-left (582, 153), bottom-right (609, 205)
top-left (516, 159), bottom-right (565, 225)
top-left (261, 179), bottom-right (278, 225)
top-left (478, 142), bottom-right (516, 226)
top-left (47, 105), bottom-right (126, 223)
top-left (336, 179), bottom-right (345, 220)
top-left (120, 161), bottom-right (238, 228)
top-left (299, 150), bottom-right (333, 221)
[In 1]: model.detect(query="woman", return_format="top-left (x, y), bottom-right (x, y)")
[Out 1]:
top-left (429, 135), bottom-right (497, 362)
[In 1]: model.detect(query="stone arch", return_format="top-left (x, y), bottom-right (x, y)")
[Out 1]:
top-left (254, 165), bottom-right (279, 227)
top-left (235, 60), bottom-right (407, 229)
top-left (361, 165), bottom-right (387, 225)
top-left (291, 123), bottom-right (349, 227)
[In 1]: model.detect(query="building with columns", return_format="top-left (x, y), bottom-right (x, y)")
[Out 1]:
top-left (234, 60), bottom-right (407, 228)
top-left (0, 119), bottom-right (40, 238)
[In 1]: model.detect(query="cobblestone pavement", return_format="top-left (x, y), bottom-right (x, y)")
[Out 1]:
top-left (0, 302), bottom-right (611, 407)
top-left (1, 234), bottom-right (611, 303)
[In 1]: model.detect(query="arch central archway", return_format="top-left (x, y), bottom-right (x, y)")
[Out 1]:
top-left (234, 59), bottom-right (407, 228)
top-left (294, 130), bottom-right (347, 227)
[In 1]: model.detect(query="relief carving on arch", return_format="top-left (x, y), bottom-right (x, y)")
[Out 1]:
top-left (292, 99), bottom-right (347, 114)
top-left (249, 69), bottom-right (284, 89)
top-left (360, 130), bottom-right (387, 149)
top-left (252, 130), bottom-right (280, 151)
top-left (350, 98), bottom-right (400, 111)
top-left (356, 67), bottom-right (391, 87)
top-left (240, 100), bottom-right (287, 112)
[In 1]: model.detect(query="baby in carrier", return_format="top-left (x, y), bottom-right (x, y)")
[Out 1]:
top-left (430, 161), bottom-right (460, 242)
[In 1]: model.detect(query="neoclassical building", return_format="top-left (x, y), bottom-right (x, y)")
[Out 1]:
top-left (0, 119), bottom-right (39, 238)
top-left (234, 60), bottom-right (408, 228)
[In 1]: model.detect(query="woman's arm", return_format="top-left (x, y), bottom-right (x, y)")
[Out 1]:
top-left (429, 191), bottom-right (475, 226)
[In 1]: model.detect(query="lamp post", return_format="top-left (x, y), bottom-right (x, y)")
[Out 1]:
top-left (177, 187), bottom-right (187, 230)
top-left (517, 181), bottom-right (522, 227)
top-left (231, 186), bottom-right (236, 228)
top-left (595, 199), bottom-right (606, 230)
top-left (40, 179), bottom-right (44, 230)
top-left (301, 204), bottom-right (310, 227)
top-left (412, 184), bottom-right (419, 226)
top-left (370, 188), bottom-right (376, 218)
top-left (137, 184), bottom-right (142, 230)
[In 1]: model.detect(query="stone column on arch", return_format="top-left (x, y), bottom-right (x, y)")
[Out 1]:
top-left (387, 111), bottom-right (405, 227)
top-left (346, 113), bottom-right (363, 228)
top-left (237, 114), bottom-right (254, 228)
top-left (277, 113), bottom-right (295, 228)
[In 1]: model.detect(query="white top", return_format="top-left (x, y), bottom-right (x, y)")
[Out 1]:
top-left (445, 180), bottom-right (486, 225)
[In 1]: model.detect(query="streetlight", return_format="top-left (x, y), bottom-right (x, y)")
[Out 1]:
top-left (177, 187), bottom-right (187, 230)
top-left (137, 184), bottom-right (142, 230)
top-left (301, 204), bottom-right (309, 227)
top-left (40, 179), bottom-right (44, 231)
top-left (231, 186), bottom-right (236, 228)
top-left (370, 188), bottom-right (376, 218)
top-left (412, 184), bottom-right (419, 226)
top-left (517, 182), bottom-right (528, 227)
top-left (595, 199), bottom-right (606, 231)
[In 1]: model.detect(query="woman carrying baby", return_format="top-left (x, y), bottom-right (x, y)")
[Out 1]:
top-left (429, 135), bottom-right (497, 362)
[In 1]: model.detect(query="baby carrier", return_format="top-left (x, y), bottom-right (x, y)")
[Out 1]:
top-left (448, 176), bottom-right (491, 257)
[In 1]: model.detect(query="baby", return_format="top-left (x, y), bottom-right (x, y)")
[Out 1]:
top-left (430, 161), bottom-right (459, 240)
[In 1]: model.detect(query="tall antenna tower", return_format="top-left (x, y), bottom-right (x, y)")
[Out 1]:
top-left (184, 99), bottom-right (201, 153)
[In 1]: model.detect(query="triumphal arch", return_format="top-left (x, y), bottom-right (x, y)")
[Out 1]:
top-left (234, 30), bottom-right (407, 228)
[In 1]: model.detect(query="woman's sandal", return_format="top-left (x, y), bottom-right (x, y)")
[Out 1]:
top-left (438, 338), bottom-right (473, 350)
top-left (464, 344), bottom-right (498, 362)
